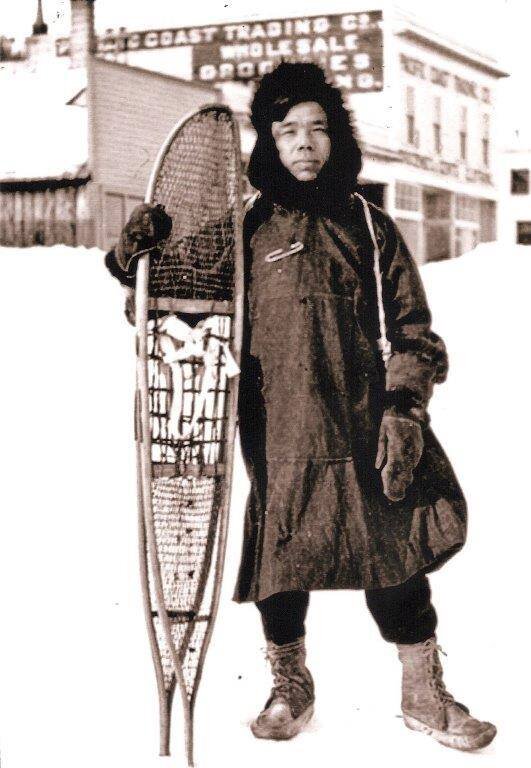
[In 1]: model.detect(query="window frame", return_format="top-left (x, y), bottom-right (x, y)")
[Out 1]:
top-left (459, 105), bottom-right (468, 162)
top-left (405, 85), bottom-right (417, 147)
top-left (511, 169), bottom-right (530, 195)
top-left (433, 95), bottom-right (442, 155)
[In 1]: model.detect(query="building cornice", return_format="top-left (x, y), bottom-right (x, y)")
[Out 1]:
top-left (394, 12), bottom-right (509, 79)
top-left (360, 142), bottom-right (402, 163)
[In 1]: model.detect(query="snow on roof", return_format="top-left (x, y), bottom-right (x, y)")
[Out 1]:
top-left (0, 65), bottom-right (89, 183)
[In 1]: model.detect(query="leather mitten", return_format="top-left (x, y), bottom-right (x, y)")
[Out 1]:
top-left (115, 203), bottom-right (172, 274)
top-left (376, 411), bottom-right (424, 502)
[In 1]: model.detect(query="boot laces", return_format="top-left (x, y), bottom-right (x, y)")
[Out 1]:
top-left (421, 639), bottom-right (455, 707)
top-left (264, 641), bottom-right (310, 703)
top-left (271, 665), bottom-right (295, 699)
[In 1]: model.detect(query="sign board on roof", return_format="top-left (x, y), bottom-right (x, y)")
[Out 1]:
top-left (191, 11), bottom-right (384, 93)
top-left (56, 10), bottom-right (384, 95)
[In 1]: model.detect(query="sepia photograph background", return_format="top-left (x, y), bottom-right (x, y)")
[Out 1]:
top-left (0, 2), bottom-right (529, 767)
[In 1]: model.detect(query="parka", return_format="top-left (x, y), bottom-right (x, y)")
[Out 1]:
top-left (105, 59), bottom-right (467, 606)
top-left (233, 192), bottom-right (467, 603)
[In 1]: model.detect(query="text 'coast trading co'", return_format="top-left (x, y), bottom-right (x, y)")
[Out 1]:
top-left (56, 11), bottom-right (384, 94)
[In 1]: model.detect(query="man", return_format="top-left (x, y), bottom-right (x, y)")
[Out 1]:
top-left (106, 62), bottom-right (496, 752)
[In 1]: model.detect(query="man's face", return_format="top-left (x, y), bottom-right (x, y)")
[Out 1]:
top-left (271, 101), bottom-right (331, 182)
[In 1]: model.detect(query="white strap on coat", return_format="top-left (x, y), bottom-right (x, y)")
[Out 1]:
top-left (156, 315), bottom-right (239, 441)
top-left (354, 193), bottom-right (392, 365)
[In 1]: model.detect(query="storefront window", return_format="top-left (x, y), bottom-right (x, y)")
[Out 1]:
top-left (396, 182), bottom-right (421, 212)
top-left (456, 194), bottom-right (480, 222)
top-left (424, 190), bottom-right (450, 219)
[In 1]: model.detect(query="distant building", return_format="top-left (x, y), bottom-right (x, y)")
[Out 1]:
top-left (0, 1), bottom-right (216, 251)
top-left (1, 2), bottom-right (510, 261)
top-left (498, 138), bottom-right (531, 246)
top-left (354, 8), bottom-right (508, 262)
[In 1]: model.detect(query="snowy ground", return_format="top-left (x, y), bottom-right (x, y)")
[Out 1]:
top-left (0, 243), bottom-right (529, 768)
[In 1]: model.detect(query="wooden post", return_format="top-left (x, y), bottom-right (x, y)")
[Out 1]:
top-left (72, 187), bottom-right (78, 246)
top-left (14, 191), bottom-right (23, 247)
top-left (44, 188), bottom-right (54, 245)
top-left (5, 193), bottom-right (16, 245)
top-left (23, 191), bottom-right (34, 246)
top-left (0, 192), bottom-right (5, 245)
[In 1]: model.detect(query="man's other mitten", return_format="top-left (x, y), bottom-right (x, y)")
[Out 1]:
top-left (115, 203), bottom-right (172, 275)
top-left (375, 412), bottom-right (424, 502)
top-left (124, 288), bottom-right (135, 326)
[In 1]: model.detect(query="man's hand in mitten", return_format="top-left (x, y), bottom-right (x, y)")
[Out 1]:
top-left (115, 203), bottom-right (172, 274)
top-left (123, 288), bottom-right (135, 326)
top-left (375, 411), bottom-right (424, 502)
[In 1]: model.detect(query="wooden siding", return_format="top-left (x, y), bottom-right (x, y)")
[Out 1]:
top-left (0, 182), bottom-right (94, 248)
top-left (87, 57), bottom-right (217, 196)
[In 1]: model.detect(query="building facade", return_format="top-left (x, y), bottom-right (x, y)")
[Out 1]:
top-left (1, 2), bottom-right (509, 261)
top-left (348, 9), bottom-right (506, 262)
top-left (96, 5), bottom-right (508, 264)
top-left (0, 1), bottom-right (216, 251)
top-left (498, 145), bottom-right (531, 246)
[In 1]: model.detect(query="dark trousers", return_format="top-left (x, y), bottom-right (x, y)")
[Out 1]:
top-left (256, 573), bottom-right (437, 646)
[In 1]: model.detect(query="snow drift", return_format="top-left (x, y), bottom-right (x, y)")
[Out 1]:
top-left (0, 242), bottom-right (528, 768)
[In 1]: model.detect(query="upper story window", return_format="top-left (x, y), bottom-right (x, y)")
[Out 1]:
top-left (459, 106), bottom-right (468, 161)
top-left (511, 169), bottom-right (529, 194)
top-left (481, 113), bottom-right (490, 168)
top-left (405, 86), bottom-right (418, 147)
top-left (517, 221), bottom-right (531, 245)
top-left (433, 96), bottom-right (442, 155)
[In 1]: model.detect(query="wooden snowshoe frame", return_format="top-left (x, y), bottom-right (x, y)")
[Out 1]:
top-left (135, 104), bottom-right (244, 766)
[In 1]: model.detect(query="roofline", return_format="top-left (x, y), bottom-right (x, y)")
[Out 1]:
top-left (394, 9), bottom-right (509, 78)
top-left (66, 86), bottom-right (87, 105)
top-left (0, 172), bottom-right (90, 190)
top-left (88, 54), bottom-right (218, 93)
top-left (360, 142), bottom-right (402, 163)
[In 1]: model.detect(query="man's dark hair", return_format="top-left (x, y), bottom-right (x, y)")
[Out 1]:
top-left (247, 62), bottom-right (363, 206)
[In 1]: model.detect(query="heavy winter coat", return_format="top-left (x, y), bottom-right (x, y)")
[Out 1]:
top-left (234, 194), bottom-right (466, 603)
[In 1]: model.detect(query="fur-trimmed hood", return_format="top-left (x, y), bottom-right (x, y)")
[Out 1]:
top-left (247, 62), bottom-right (363, 214)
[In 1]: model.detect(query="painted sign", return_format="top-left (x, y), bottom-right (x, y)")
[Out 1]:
top-left (400, 54), bottom-right (491, 103)
top-left (398, 149), bottom-right (492, 185)
top-left (56, 10), bottom-right (384, 94)
top-left (192, 11), bottom-right (383, 93)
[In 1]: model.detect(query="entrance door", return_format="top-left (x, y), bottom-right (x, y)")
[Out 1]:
top-left (423, 189), bottom-right (452, 261)
top-left (455, 226), bottom-right (479, 256)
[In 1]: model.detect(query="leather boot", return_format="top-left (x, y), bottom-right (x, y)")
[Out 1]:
top-left (251, 637), bottom-right (315, 740)
top-left (397, 636), bottom-right (496, 751)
